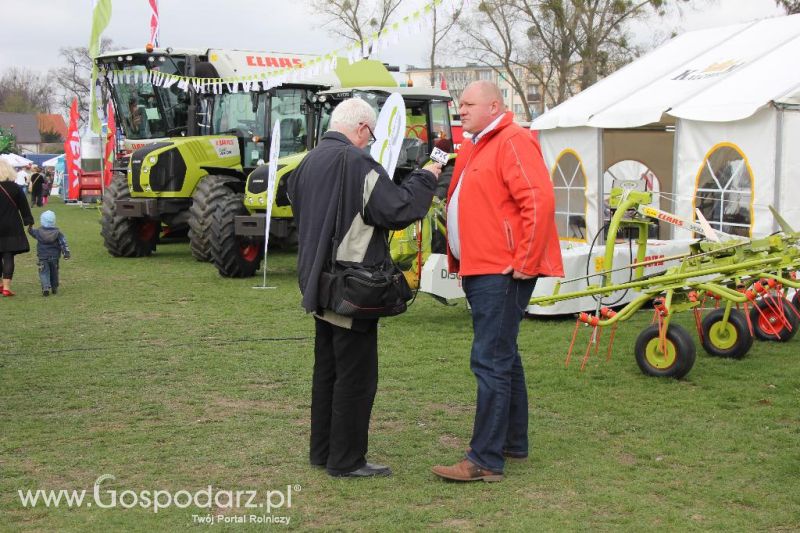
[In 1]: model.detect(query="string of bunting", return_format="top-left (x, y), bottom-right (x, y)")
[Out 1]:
top-left (101, 0), bottom-right (445, 94)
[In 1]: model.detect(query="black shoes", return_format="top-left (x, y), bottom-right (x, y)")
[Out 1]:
top-left (52, 287), bottom-right (57, 295)
top-left (329, 463), bottom-right (392, 478)
top-left (42, 289), bottom-right (49, 297)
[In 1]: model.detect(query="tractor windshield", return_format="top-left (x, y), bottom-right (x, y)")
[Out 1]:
top-left (109, 62), bottom-right (188, 140)
top-left (211, 92), bottom-right (268, 166)
top-left (270, 88), bottom-right (312, 157)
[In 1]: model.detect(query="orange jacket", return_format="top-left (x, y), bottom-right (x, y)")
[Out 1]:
top-left (446, 112), bottom-right (564, 278)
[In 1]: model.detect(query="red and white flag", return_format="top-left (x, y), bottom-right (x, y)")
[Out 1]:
top-left (149, 0), bottom-right (159, 47)
top-left (103, 101), bottom-right (116, 187)
top-left (64, 98), bottom-right (82, 201)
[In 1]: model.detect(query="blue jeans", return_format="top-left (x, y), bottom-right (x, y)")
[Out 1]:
top-left (38, 257), bottom-right (59, 291)
top-left (463, 274), bottom-right (537, 473)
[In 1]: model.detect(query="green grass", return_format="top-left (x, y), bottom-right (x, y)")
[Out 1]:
top-left (1, 201), bottom-right (799, 531)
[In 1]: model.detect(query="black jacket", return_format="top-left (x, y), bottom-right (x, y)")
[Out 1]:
top-left (0, 181), bottom-right (34, 254)
top-left (288, 131), bottom-right (436, 315)
top-left (30, 172), bottom-right (45, 194)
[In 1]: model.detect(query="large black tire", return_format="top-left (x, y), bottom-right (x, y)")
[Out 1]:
top-left (209, 189), bottom-right (264, 278)
top-left (187, 175), bottom-right (238, 262)
top-left (700, 308), bottom-right (753, 359)
top-left (634, 324), bottom-right (696, 379)
top-left (749, 298), bottom-right (799, 342)
top-left (792, 291), bottom-right (799, 316)
top-left (100, 173), bottom-right (159, 257)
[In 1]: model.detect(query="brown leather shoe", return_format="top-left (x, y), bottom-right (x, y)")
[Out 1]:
top-left (431, 459), bottom-right (504, 482)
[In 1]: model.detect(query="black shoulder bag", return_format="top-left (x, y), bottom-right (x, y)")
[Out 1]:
top-left (318, 156), bottom-right (413, 319)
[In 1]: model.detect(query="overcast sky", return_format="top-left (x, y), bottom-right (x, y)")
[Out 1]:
top-left (0, 0), bottom-right (788, 75)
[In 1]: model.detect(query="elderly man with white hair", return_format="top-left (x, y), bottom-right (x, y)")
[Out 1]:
top-left (288, 97), bottom-right (442, 478)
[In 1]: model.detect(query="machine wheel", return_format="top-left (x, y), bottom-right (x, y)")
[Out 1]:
top-left (100, 172), bottom-right (158, 257)
top-left (700, 308), bottom-right (753, 358)
top-left (792, 291), bottom-right (799, 314)
top-left (749, 298), bottom-right (799, 342)
top-left (209, 189), bottom-right (263, 278)
top-left (188, 174), bottom-right (238, 262)
top-left (634, 324), bottom-right (696, 379)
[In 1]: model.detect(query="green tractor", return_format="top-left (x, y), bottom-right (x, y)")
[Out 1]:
top-left (209, 86), bottom-right (456, 278)
top-left (95, 47), bottom-right (326, 259)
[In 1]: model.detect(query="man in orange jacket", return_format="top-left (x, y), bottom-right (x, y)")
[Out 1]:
top-left (432, 81), bottom-right (563, 482)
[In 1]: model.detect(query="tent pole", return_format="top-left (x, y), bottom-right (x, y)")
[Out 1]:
top-left (773, 106), bottom-right (784, 234)
top-left (670, 119), bottom-right (681, 240)
top-left (597, 128), bottom-right (605, 245)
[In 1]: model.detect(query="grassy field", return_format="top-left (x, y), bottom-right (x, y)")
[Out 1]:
top-left (1, 201), bottom-right (798, 531)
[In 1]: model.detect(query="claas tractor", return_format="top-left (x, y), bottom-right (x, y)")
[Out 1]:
top-left (209, 86), bottom-right (456, 278)
top-left (95, 47), bottom-right (325, 259)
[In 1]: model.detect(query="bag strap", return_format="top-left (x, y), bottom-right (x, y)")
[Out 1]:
top-left (329, 152), bottom-right (348, 266)
top-left (0, 183), bottom-right (18, 209)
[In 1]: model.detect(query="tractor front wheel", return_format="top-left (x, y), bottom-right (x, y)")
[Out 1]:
top-left (100, 172), bottom-right (158, 257)
top-left (634, 324), bottom-right (696, 379)
top-left (749, 298), bottom-right (799, 342)
top-left (209, 189), bottom-right (263, 278)
top-left (188, 175), bottom-right (238, 262)
top-left (700, 308), bottom-right (753, 358)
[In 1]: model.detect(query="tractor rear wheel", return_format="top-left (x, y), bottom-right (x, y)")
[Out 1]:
top-left (188, 175), bottom-right (238, 262)
top-left (634, 324), bottom-right (696, 379)
top-left (749, 298), bottom-right (799, 342)
top-left (700, 308), bottom-right (753, 358)
top-left (100, 172), bottom-right (158, 257)
top-left (209, 189), bottom-right (263, 278)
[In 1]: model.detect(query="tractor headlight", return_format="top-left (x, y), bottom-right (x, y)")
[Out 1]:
top-left (258, 196), bottom-right (265, 205)
top-left (248, 197), bottom-right (254, 205)
top-left (149, 156), bottom-right (156, 164)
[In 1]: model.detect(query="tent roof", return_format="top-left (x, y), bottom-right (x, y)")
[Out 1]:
top-left (0, 153), bottom-right (34, 167)
top-left (42, 154), bottom-right (64, 167)
top-left (532, 14), bottom-right (800, 130)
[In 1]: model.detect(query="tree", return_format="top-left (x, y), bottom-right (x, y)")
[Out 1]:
top-left (0, 68), bottom-right (53, 114)
top-left (428, 3), bottom-right (463, 86)
top-left (455, 1), bottom-right (535, 119)
top-left (49, 37), bottom-right (115, 126)
top-left (0, 126), bottom-right (18, 154)
top-left (570, 0), bottom-right (684, 90)
top-left (308, 0), bottom-right (403, 57)
top-left (514, 0), bottom-right (583, 107)
top-left (775, 0), bottom-right (800, 13)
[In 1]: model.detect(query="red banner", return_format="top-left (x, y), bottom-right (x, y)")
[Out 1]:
top-left (104, 101), bottom-right (116, 187)
top-left (64, 98), bottom-right (82, 201)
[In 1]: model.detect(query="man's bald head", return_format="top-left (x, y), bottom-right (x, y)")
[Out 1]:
top-left (469, 80), bottom-right (505, 106)
top-left (458, 81), bottom-right (506, 134)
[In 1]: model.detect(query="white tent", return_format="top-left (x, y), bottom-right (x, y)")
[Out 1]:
top-left (0, 153), bottom-right (34, 167)
top-left (42, 154), bottom-right (64, 167)
top-left (531, 14), bottom-right (800, 242)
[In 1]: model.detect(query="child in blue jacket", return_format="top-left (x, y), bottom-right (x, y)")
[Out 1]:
top-left (27, 210), bottom-right (70, 296)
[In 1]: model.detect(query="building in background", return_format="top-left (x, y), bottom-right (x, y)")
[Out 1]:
top-left (405, 63), bottom-right (548, 121)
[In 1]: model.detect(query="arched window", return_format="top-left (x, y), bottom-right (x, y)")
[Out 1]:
top-left (551, 150), bottom-right (588, 240)
top-left (694, 143), bottom-right (753, 237)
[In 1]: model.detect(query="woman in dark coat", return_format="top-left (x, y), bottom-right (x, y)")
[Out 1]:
top-left (0, 159), bottom-right (34, 296)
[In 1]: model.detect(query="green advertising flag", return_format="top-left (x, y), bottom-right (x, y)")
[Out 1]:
top-left (89, 0), bottom-right (113, 134)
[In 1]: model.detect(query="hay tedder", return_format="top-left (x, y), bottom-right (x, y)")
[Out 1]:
top-left (530, 182), bottom-right (800, 379)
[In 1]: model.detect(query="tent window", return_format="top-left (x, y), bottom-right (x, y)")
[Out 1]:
top-left (552, 150), bottom-right (587, 240)
top-left (695, 144), bottom-right (752, 237)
